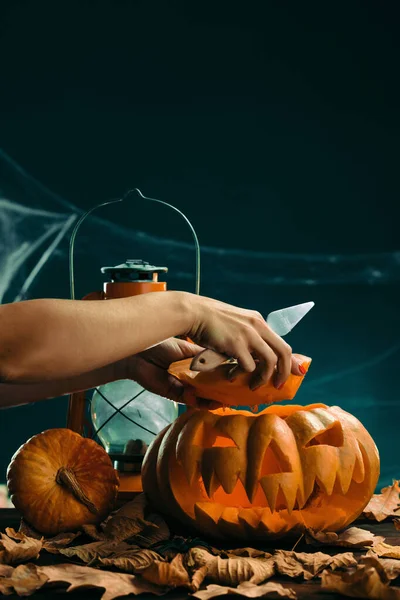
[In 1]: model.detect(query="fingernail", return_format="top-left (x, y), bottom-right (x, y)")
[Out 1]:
top-left (299, 365), bottom-right (307, 375)
top-left (275, 382), bottom-right (284, 390)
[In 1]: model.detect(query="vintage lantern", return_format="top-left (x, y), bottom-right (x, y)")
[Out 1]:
top-left (142, 403), bottom-right (380, 540)
top-left (66, 189), bottom-right (201, 500)
top-left (67, 259), bottom-right (179, 498)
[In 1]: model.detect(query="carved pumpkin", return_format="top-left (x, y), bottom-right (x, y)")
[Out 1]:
top-left (142, 404), bottom-right (379, 540)
top-left (168, 354), bottom-right (311, 407)
top-left (7, 429), bottom-right (119, 535)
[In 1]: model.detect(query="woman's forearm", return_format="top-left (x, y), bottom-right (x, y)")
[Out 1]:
top-left (0, 292), bottom-right (193, 383)
top-left (0, 358), bottom-right (128, 409)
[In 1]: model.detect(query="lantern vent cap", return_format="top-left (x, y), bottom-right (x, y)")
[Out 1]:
top-left (101, 259), bottom-right (168, 282)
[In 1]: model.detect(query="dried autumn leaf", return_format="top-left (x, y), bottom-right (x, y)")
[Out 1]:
top-left (43, 532), bottom-right (81, 554)
top-left (133, 513), bottom-right (170, 547)
top-left (101, 494), bottom-right (154, 542)
top-left (370, 542), bottom-right (400, 560)
top-left (362, 555), bottom-right (400, 582)
top-left (141, 553), bottom-right (191, 588)
top-left (0, 564), bottom-right (13, 576)
top-left (305, 526), bottom-right (384, 548)
top-left (114, 493), bottom-right (148, 520)
top-left (223, 549), bottom-right (272, 559)
top-left (192, 581), bottom-right (296, 600)
top-left (274, 549), bottom-right (356, 581)
top-left (187, 547), bottom-right (275, 585)
top-left (82, 523), bottom-right (106, 541)
top-left (18, 520), bottom-right (42, 540)
top-left (0, 563), bottom-right (48, 596)
top-left (363, 481), bottom-right (400, 522)
top-left (37, 563), bottom-right (166, 600)
top-left (59, 540), bottom-right (133, 563)
top-left (0, 532), bottom-right (42, 565)
top-left (99, 548), bottom-right (164, 574)
top-left (10, 525), bottom-right (80, 553)
top-left (103, 516), bottom-right (153, 542)
top-left (321, 562), bottom-right (400, 599)
top-left (5, 528), bottom-right (30, 541)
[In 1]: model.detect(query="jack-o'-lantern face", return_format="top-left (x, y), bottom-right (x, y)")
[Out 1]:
top-left (142, 404), bottom-right (379, 540)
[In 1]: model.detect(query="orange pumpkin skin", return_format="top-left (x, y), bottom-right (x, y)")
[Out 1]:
top-left (168, 354), bottom-right (311, 407)
top-left (142, 404), bottom-right (379, 540)
top-left (7, 428), bottom-right (119, 535)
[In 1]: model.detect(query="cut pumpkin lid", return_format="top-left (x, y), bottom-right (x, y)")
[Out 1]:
top-left (168, 355), bottom-right (311, 407)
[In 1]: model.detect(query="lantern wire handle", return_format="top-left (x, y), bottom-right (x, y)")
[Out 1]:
top-left (69, 188), bottom-right (201, 300)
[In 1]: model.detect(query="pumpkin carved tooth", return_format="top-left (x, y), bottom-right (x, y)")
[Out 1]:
top-left (302, 446), bottom-right (339, 499)
top-left (194, 502), bottom-right (224, 537)
top-left (336, 442), bottom-right (360, 494)
top-left (278, 475), bottom-right (299, 514)
top-left (238, 507), bottom-right (263, 532)
top-left (260, 473), bottom-right (298, 513)
top-left (218, 507), bottom-right (247, 539)
top-left (352, 442), bottom-right (367, 484)
top-left (208, 447), bottom-right (244, 495)
top-left (201, 452), bottom-right (222, 498)
top-left (177, 444), bottom-right (202, 486)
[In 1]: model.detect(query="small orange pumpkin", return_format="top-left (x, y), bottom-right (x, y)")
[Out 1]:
top-left (168, 354), bottom-right (311, 407)
top-left (7, 428), bottom-right (119, 535)
top-left (142, 404), bottom-right (379, 540)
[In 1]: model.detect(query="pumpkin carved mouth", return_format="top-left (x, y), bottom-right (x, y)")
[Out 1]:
top-left (142, 404), bottom-right (379, 540)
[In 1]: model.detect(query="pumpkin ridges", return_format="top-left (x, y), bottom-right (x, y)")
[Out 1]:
top-left (155, 411), bottom-right (197, 526)
top-left (193, 502), bottom-right (224, 539)
top-left (142, 425), bottom-right (171, 514)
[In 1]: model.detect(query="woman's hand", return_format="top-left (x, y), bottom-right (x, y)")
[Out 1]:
top-left (125, 338), bottom-right (221, 409)
top-left (125, 334), bottom-right (307, 408)
top-left (186, 294), bottom-right (306, 390)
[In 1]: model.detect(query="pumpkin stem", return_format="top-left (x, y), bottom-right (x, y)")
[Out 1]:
top-left (56, 467), bottom-right (99, 515)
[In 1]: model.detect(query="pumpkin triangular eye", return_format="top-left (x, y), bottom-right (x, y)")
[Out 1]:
top-left (305, 422), bottom-right (344, 448)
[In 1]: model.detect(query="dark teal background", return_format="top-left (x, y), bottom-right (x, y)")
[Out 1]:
top-left (0, 1), bottom-right (399, 488)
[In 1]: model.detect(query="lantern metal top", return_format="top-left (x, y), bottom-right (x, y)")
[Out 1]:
top-left (101, 259), bottom-right (168, 283)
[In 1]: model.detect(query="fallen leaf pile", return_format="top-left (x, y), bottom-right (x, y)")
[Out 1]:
top-left (2, 493), bottom-right (400, 599)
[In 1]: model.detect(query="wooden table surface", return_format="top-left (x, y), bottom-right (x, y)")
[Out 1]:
top-left (1, 508), bottom-right (399, 600)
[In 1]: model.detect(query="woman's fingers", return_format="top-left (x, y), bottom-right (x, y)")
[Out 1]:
top-left (248, 342), bottom-right (278, 391)
top-left (226, 351), bottom-right (310, 392)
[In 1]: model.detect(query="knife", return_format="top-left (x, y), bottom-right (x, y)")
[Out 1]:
top-left (190, 301), bottom-right (315, 372)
